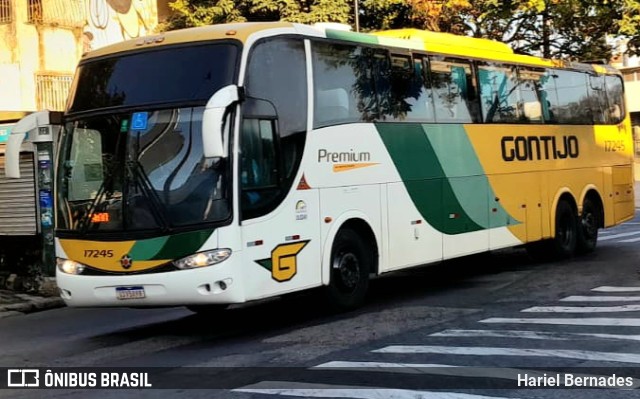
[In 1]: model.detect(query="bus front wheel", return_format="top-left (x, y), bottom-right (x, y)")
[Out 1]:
top-left (324, 228), bottom-right (371, 311)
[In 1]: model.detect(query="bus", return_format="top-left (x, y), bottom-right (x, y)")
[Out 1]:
top-left (11, 22), bottom-right (634, 312)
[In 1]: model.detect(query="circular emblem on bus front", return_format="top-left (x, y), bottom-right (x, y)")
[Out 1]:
top-left (120, 255), bottom-right (133, 269)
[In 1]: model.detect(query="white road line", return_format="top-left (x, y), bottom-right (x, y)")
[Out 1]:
top-left (429, 329), bottom-right (570, 340)
top-left (598, 231), bottom-right (640, 241)
top-left (521, 304), bottom-right (640, 313)
top-left (430, 328), bottom-right (640, 342)
top-left (234, 381), bottom-right (518, 399)
top-left (619, 237), bottom-right (640, 243)
top-left (312, 361), bottom-right (640, 388)
top-left (592, 286), bottom-right (640, 293)
top-left (582, 333), bottom-right (640, 341)
top-left (480, 317), bottom-right (640, 327)
top-left (373, 345), bottom-right (640, 364)
top-left (560, 296), bottom-right (640, 302)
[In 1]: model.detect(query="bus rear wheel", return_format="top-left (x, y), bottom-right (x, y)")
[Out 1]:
top-left (552, 200), bottom-right (578, 258)
top-left (576, 197), bottom-right (600, 254)
top-left (324, 228), bottom-right (370, 311)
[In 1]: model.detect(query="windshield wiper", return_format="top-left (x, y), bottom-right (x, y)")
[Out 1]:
top-left (126, 159), bottom-right (171, 233)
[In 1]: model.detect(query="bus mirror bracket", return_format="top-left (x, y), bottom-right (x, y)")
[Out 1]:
top-left (5, 111), bottom-right (61, 178)
top-left (202, 85), bottom-right (241, 158)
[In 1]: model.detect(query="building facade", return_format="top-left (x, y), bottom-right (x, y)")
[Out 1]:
top-left (0, 0), bottom-right (159, 114)
top-left (0, 0), bottom-right (160, 283)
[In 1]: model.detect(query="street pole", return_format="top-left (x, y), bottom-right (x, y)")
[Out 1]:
top-left (354, 0), bottom-right (359, 32)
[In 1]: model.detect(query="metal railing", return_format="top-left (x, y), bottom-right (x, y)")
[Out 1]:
top-left (0, 0), bottom-right (12, 24)
top-left (35, 73), bottom-right (73, 111)
top-left (27, 0), bottom-right (85, 28)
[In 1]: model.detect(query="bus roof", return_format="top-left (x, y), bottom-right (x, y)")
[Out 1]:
top-left (81, 21), bottom-right (621, 75)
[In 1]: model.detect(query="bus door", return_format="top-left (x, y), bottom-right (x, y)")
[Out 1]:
top-left (237, 36), bottom-right (321, 301)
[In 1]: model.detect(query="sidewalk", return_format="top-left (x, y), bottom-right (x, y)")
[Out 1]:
top-left (0, 288), bottom-right (64, 319)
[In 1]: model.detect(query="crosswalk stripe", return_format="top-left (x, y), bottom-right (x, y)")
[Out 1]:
top-left (430, 328), bottom-right (640, 342)
top-left (592, 286), bottom-right (640, 293)
top-left (373, 345), bottom-right (640, 364)
top-left (560, 296), bottom-right (640, 302)
top-left (598, 231), bottom-right (640, 241)
top-left (430, 329), bottom-right (569, 340)
top-left (619, 237), bottom-right (640, 243)
top-left (234, 381), bottom-right (518, 399)
top-left (480, 317), bottom-right (640, 327)
top-left (521, 304), bottom-right (640, 313)
top-left (313, 361), bottom-right (640, 388)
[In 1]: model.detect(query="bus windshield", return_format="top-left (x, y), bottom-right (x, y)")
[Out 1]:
top-left (67, 43), bottom-right (239, 113)
top-left (57, 107), bottom-right (231, 234)
top-left (56, 43), bottom-right (239, 234)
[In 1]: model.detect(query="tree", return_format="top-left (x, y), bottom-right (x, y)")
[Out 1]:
top-left (159, 0), bottom-right (352, 31)
top-left (620, 0), bottom-right (640, 56)
top-left (159, 0), bottom-right (632, 62)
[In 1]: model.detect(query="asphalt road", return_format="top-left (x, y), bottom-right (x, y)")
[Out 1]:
top-left (3, 213), bottom-right (640, 399)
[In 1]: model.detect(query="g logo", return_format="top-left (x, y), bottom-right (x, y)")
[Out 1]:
top-left (256, 241), bottom-right (310, 282)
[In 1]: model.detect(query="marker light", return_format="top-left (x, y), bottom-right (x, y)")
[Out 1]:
top-left (56, 258), bottom-right (85, 275)
top-left (173, 249), bottom-right (232, 270)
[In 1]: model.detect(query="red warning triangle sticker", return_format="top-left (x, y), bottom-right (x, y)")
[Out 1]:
top-left (297, 174), bottom-right (311, 190)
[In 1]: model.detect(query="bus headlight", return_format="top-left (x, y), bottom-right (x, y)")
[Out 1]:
top-left (57, 258), bottom-right (85, 275)
top-left (173, 249), bottom-right (232, 270)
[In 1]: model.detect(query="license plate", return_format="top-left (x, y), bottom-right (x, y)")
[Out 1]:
top-left (115, 286), bottom-right (145, 300)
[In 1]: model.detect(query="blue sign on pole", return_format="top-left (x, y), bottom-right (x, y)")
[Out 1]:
top-left (131, 112), bottom-right (148, 130)
top-left (0, 125), bottom-right (13, 143)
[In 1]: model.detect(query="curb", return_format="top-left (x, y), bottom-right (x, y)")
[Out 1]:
top-left (0, 296), bottom-right (65, 318)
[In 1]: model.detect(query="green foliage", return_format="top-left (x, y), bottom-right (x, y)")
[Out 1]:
top-left (159, 0), bottom-right (638, 61)
top-left (159, 0), bottom-right (352, 31)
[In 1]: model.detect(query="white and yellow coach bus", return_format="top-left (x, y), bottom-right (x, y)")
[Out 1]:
top-left (23, 22), bottom-right (635, 311)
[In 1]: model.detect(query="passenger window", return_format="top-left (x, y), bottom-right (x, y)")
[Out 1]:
top-left (430, 57), bottom-right (479, 123)
top-left (312, 42), bottom-right (371, 127)
top-left (376, 52), bottom-right (431, 122)
top-left (588, 74), bottom-right (608, 124)
top-left (402, 57), bottom-right (435, 122)
top-left (605, 75), bottom-right (625, 124)
top-left (541, 69), bottom-right (591, 124)
top-left (478, 63), bottom-right (519, 123)
top-left (517, 68), bottom-right (544, 124)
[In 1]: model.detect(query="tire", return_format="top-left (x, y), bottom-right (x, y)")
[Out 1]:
top-left (186, 304), bottom-right (228, 315)
top-left (576, 197), bottom-right (600, 254)
top-left (324, 228), bottom-right (371, 311)
top-left (552, 200), bottom-right (578, 258)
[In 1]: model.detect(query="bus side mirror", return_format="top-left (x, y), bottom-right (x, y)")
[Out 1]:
top-left (202, 85), bottom-right (241, 158)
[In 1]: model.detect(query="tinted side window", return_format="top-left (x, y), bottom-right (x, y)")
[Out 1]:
top-left (605, 75), bottom-right (625, 124)
top-left (430, 57), bottom-right (479, 123)
top-left (588, 74), bottom-right (609, 124)
top-left (478, 63), bottom-right (519, 123)
top-left (376, 53), bottom-right (430, 122)
top-left (312, 42), bottom-right (376, 127)
top-left (242, 38), bottom-right (307, 220)
top-left (245, 38), bottom-right (307, 137)
top-left (517, 68), bottom-right (544, 124)
top-left (542, 69), bottom-right (591, 124)
top-left (69, 43), bottom-right (239, 113)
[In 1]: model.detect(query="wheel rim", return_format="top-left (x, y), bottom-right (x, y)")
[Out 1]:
top-left (333, 251), bottom-right (360, 293)
top-left (558, 212), bottom-right (574, 248)
top-left (581, 209), bottom-right (598, 239)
